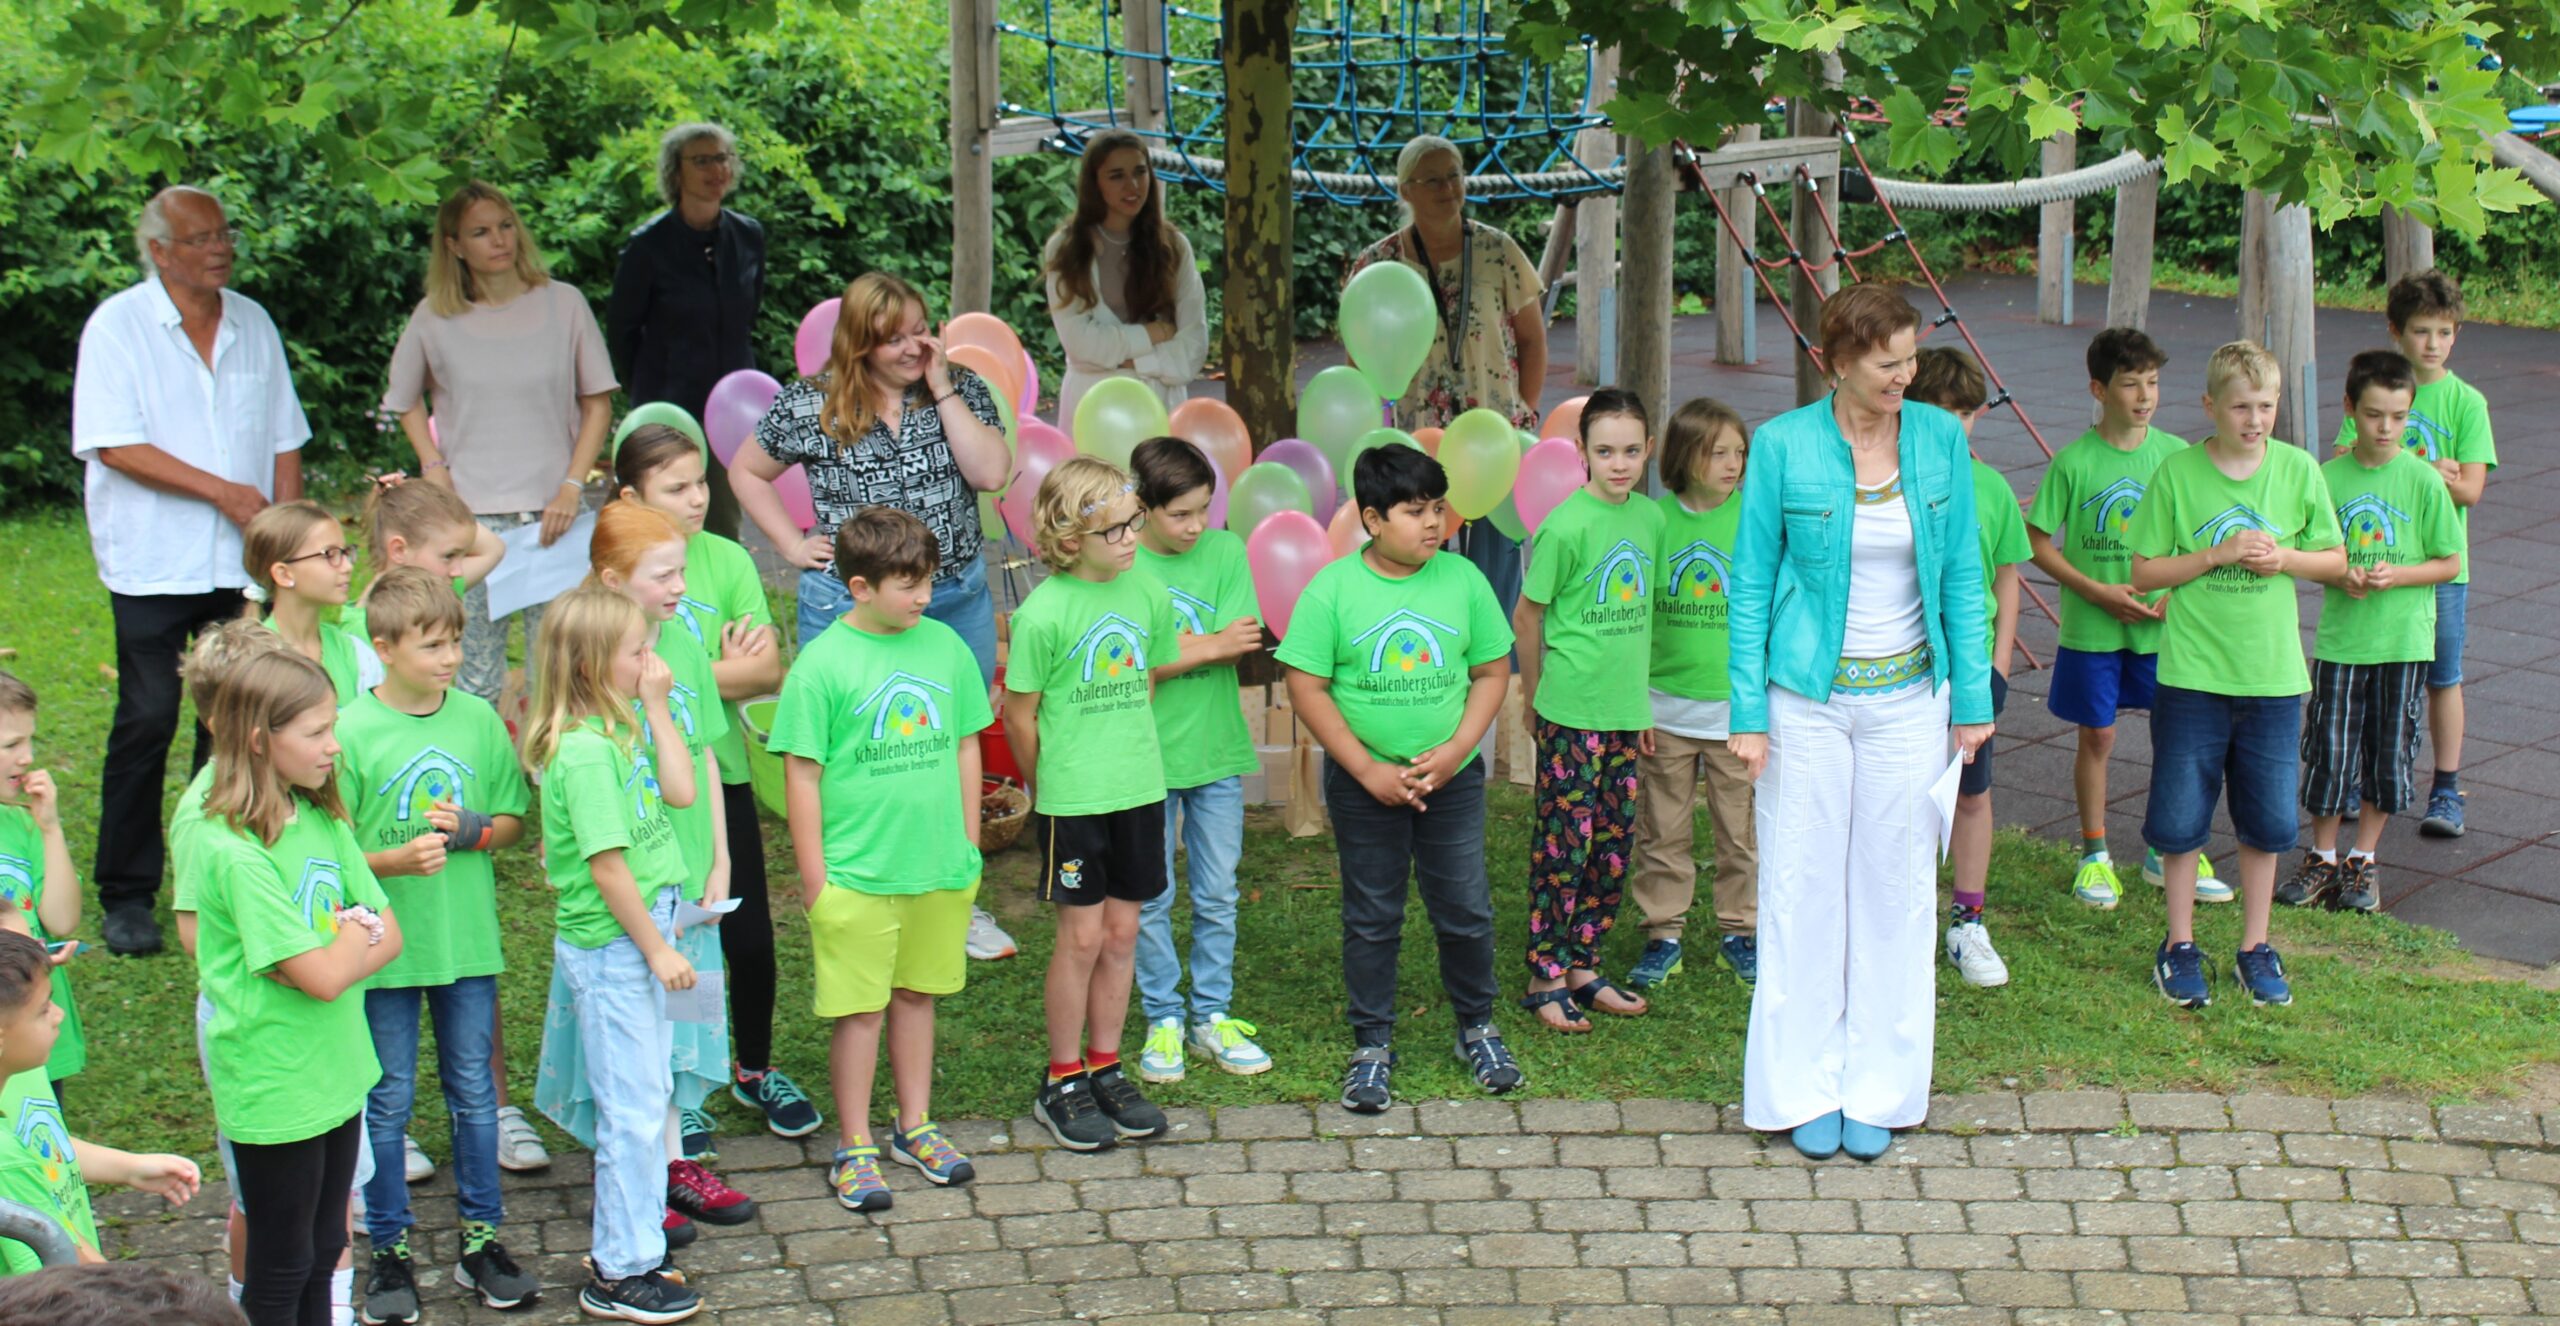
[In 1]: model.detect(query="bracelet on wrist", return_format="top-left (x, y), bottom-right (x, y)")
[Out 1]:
top-left (423, 458), bottom-right (450, 471)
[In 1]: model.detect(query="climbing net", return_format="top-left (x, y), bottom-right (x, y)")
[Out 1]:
top-left (993, 0), bottom-right (1622, 202)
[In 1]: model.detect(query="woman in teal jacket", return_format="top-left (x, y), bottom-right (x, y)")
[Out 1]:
top-left (1724, 284), bottom-right (1994, 1164)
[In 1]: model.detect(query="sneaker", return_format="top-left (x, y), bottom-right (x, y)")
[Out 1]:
top-left (402, 1133), bottom-right (434, 1183)
top-left (2420, 789), bottom-right (2466, 838)
top-left (1340, 1047), bottom-right (1394, 1113)
top-left (2235, 943), bottom-right (2293, 1006)
top-left (730, 1068), bottom-right (823, 1139)
top-left (2153, 939), bottom-right (2212, 1010)
top-left (2143, 849), bottom-right (2233, 903)
top-left (964, 907), bottom-right (1019, 960)
top-left (666, 1158), bottom-right (758, 1226)
top-left (1944, 915), bottom-right (2010, 988)
top-left (101, 904), bottom-right (164, 957)
top-left (828, 1144), bottom-right (893, 1212)
top-left (2275, 852), bottom-right (2338, 908)
top-left (1087, 1063), bottom-right (1167, 1138)
top-left (495, 1105), bottom-right (552, 1172)
top-left (887, 1121), bottom-right (976, 1186)
top-left (661, 1207), bottom-right (697, 1251)
top-left (1719, 934), bottom-right (1757, 985)
top-left (1627, 938), bottom-right (1683, 990)
top-left (1032, 1073), bottom-right (1117, 1151)
top-left (579, 1269), bottom-right (701, 1324)
top-left (1138, 1017), bottom-right (1186, 1084)
top-left (679, 1107), bottom-right (718, 1161)
top-left (360, 1235), bottom-right (421, 1325)
top-left (2071, 857), bottom-right (2122, 909)
top-left (456, 1220), bottom-right (540, 1310)
top-left (1189, 1016), bottom-right (1273, 1076)
top-left (2334, 856), bottom-right (2383, 913)
top-left (1455, 1022), bottom-right (1523, 1094)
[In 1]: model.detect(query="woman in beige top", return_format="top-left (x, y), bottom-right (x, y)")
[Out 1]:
top-left (385, 180), bottom-right (618, 700)
top-left (1043, 128), bottom-right (1209, 425)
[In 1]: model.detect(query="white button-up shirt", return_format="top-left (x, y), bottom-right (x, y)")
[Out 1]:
top-left (71, 277), bottom-right (311, 597)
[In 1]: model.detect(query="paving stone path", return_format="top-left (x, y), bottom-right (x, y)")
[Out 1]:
top-left (96, 1091), bottom-right (2560, 1324)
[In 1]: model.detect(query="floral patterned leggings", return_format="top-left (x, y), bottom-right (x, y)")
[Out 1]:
top-left (1527, 718), bottom-right (1642, 980)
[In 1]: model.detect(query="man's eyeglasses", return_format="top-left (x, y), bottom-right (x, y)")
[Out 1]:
top-left (283, 544), bottom-right (359, 570)
top-left (1085, 511), bottom-right (1148, 545)
top-left (169, 227), bottom-right (245, 251)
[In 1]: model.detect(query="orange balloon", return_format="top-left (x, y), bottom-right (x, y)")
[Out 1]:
top-left (1442, 505), bottom-right (1466, 542)
top-left (1326, 501), bottom-right (1366, 559)
top-left (946, 344), bottom-right (1024, 411)
top-left (944, 313), bottom-right (1027, 371)
top-left (1168, 398), bottom-right (1254, 481)
top-left (1412, 426), bottom-right (1443, 458)
top-left (1540, 395), bottom-right (1588, 445)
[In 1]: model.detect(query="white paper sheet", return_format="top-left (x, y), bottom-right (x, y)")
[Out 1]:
top-left (675, 895), bottom-right (743, 936)
top-left (483, 510), bottom-right (597, 621)
top-left (666, 968), bottom-right (726, 1024)
top-left (1931, 750), bottom-right (1968, 862)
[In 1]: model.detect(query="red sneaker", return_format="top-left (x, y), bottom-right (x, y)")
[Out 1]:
top-left (667, 1159), bottom-right (758, 1226)
top-left (662, 1206), bottom-right (698, 1250)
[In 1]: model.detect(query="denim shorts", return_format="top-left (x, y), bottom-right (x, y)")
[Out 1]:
top-left (2047, 646), bottom-right (2158, 729)
top-left (2142, 684), bottom-right (2303, 855)
top-left (2429, 581), bottom-right (2467, 689)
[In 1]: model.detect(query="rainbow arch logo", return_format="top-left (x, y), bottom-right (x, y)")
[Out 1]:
top-left (853, 672), bottom-right (954, 742)
top-left (0, 853), bottom-right (31, 913)
top-left (2404, 409), bottom-right (2450, 463)
top-left (1351, 608), bottom-right (1456, 675)
top-left (2336, 493), bottom-right (2409, 553)
top-left (2080, 478), bottom-right (2148, 538)
top-left (1165, 586), bottom-right (1218, 636)
top-left (1069, 614), bottom-right (1153, 683)
top-left (1665, 541), bottom-right (1732, 602)
top-left (2191, 504), bottom-right (2276, 546)
top-left (624, 748), bottom-right (665, 825)
top-left (674, 595), bottom-right (721, 645)
top-left (14, 1096), bottom-right (72, 1187)
top-left (1580, 539), bottom-right (1654, 605)
top-left (292, 857), bottom-right (347, 933)
top-left (375, 747), bottom-right (475, 827)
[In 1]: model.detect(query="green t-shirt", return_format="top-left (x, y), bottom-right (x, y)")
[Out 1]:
top-left (542, 717), bottom-right (686, 949)
top-left (2124, 442), bottom-right (2343, 697)
top-left (2331, 371), bottom-right (2496, 585)
top-left (0, 807), bottom-right (82, 1081)
top-left (1522, 488), bottom-right (1665, 731)
top-left (336, 689), bottom-right (531, 988)
top-left (677, 532), bottom-right (773, 785)
top-left (1133, 529), bottom-right (1261, 790)
top-left (1004, 572), bottom-right (1178, 816)
top-left (0, 1069), bottom-right (96, 1273)
top-left (1973, 462), bottom-right (2033, 664)
top-left (649, 623), bottom-right (730, 899)
top-left (349, 575), bottom-right (467, 650)
top-left (193, 807), bottom-right (389, 1144)
top-left (1650, 491), bottom-right (1742, 702)
top-left (2025, 427), bottom-right (2189, 654)
top-left (261, 615), bottom-right (364, 704)
top-left (2315, 448), bottom-right (2464, 664)
top-left (766, 617), bottom-right (992, 895)
top-left (170, 761), bottom-right (218, 915)
top-left (1274, 550), bottom-right (1515, 765)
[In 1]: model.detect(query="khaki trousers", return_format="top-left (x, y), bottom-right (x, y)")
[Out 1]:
top-left (1631, 729), bottom-right (1759, 939)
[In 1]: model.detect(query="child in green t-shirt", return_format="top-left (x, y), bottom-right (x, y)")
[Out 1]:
top-left (1515, 387), bottom-right (1664, 1031)
top-left (1905, 350), bottom-right (2027, 991)
top-left (242, 500), bottom-right (374, 703)
top-left (1627, 399), bottom-right (1758, 994)
top-left (1277, 444), bottom-right (1520, 1112)
top-left (2125, 341), bottom-right (2346, 1013)
top-left (1126, 437), bottom-right (1270, 1084)
top-left (767, 507), bottom-right (992, 1213)
top-left (1004, 457), bottom-right (1181, 1153)
top-left (338, 568), bottom-right (538, 1316)
top-left (0, 674), bottom-right (87, 1097)
top-left (2283, 351), bottom-right (2463, 916)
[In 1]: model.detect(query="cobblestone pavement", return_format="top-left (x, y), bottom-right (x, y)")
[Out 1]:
top-left (96, 1091), bottom-right (2560, 1324)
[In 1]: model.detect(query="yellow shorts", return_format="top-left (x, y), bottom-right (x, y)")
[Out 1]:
top-left (807, 881), bottom-right (978, 1018)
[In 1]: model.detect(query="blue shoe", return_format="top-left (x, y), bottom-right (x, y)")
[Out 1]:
top-left (2235, 943), bottom-right (2293, 1007)
top-left (733, 1068), bottom-right (823, 1139)
top-left (2153, 939), bottom-right (2212, 1009)
top-left (828, 1145), bottom-right (892, 1212)
top-left (1790, 1111), bottom-right (1842, 1160)
top-left (2420, 789), bottom-right (2466, 838)
top-left (1720, 934), bottom-right (1758, 985)
top-left (887, 1120), bottom-right (977, 1186)
top-left (1841, 1118), bottom-right (1893, 1161)
top-left (1627, 939), bottom-right (1683, 990)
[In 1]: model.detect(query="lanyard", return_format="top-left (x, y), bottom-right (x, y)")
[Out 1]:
top-left (1406, 221), bottom-right (1472, 376)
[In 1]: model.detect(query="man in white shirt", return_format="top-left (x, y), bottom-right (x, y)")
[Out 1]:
top-left (72, 185), bottom-right (310, 956)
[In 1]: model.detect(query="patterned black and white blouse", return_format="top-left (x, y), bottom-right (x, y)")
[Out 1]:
top-left (753, 366), bottom-right (1001, 577)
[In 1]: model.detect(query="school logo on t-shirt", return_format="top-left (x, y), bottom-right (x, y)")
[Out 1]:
top-left (0, 854), bottom-right (31, 912)
top-left (625, 747), bottom-right (666, 825)
top-left (1069, 614), bottom-right (1152, 683)
top-left (2192, 504), bottom-right (2275, 545)
top-left (1164, 586), bottom-right (1218, 636)
top-left (1580, 539), bottom-right (1654, 605)
top-left (1665, 542), bottom-right (1730, 600)
top-left (1352, 609), bottom-right (1454, 675)
top-left (2337, 493), bottom-right (2410, 558)
top-left (2080, 478), bottom-right (2147, 539)
top-left (292, 857), bottom-right (348, 933)
top-left (674, 595), bottom-right (720, 644)
top-left (853, 672), bottom-right (951, 741)
top-left (666, 683), bottom-right (703, 742)
top-left (12, 1097), bottom-right (72, 1185)
top-left (377, 747), bottom-right (475, 827)
top-left (2405, 410), bottom-right (2450, 463)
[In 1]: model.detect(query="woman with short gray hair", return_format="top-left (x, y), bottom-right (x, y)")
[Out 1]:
top-left (606, 121), bottom-right (767, 539)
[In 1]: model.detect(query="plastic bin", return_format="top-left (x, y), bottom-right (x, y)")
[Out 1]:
top-left (738, 695), bottom-right (786, 819)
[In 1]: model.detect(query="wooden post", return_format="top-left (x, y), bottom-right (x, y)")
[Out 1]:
top-left (2236, 188), bottom-right (2272, 347)
top-left (2105, 167), bottom-right (2158, 332)
top-left (947, 0), bottom-right (998, 315)
top-left (2266, 201), bottom-right (2318, 447)
top-left (1618, 142), bottom-right (1675, 436)
top-left (1222, 0), bottom-right (1297, 452)
top-left (2036, 132), bottom-right (2077, 325)
top-left (2382, 204), bottom-right (2434, 290)
top-left (1786, 91), bottom-right (1839, 406)
top-left (1535, 203), bottom-right (1577, 321)
top-left (1714, 123), bottom-right (1762, 365)
top-left (1573, 46), bottom-right (1620, 386)
top-left (1120, 0), bottom-right (1168, 132)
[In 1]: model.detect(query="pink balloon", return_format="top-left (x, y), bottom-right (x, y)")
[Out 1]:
top-left (999, 422), bottom-right (1078, 547)
top-left (1326, 501), bottom-right (1366, 559)
top-left (1204, 455), bottom-right (1231, 531)
top-left (1258, 437), bottom-right (1337, 526)
top-left (773, 464), bottom-right (818, 531)
top-left (1168, 398), bottom-right (1255, 484)
top-left (1247, 511), bottom-right (1331, 641)
top-left (1514, 438), bottom-right (1589, 536)
top-left (1020, 351), bottom-right (1042, 422)
top-left (794, 299), bottom-right (841, 378)
top-left (705, 370), bottom-right (783, 466)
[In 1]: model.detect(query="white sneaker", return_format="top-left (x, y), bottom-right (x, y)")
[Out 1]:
top-left (1189, 1016), bottom-right (1274, 1076)
top-left (1138, 1017), bottom-right (1186, 1083)
top-left (402, 1132), bottom-right (435, 1183)
top-left (965, 907), bottom-right (1018, 961)
top-left (1945, 919), bottom-right (2010, 988)
top-left (494, 1105), bottom-right (551, 1173)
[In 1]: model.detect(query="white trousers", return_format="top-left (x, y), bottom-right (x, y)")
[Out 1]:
top-left (1742, 683), bottom-right (1949, 1132)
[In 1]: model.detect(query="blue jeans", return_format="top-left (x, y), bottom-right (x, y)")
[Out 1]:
top-left (2429, 581), bottom-right (2467, 689)
top-left (796, 555), bottom-right (998, 684)
top-left (552, 889), bottom-right (678, 1281)
top-left (361, 976), bottom-right (502, 1243)
top-left (2143, 684), bottom-right (2302, 856)
top-left (1136, 777), bottom-right (1245, 1023)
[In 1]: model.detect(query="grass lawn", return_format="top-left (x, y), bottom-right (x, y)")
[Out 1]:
top-left (3, 505), bottom-right (2556, 1169)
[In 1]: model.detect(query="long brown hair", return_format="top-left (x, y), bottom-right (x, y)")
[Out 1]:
top-left (1044, 130), bottom-right (1180, 325)
top-left (819, 272), bottom-right (931, 453)
top-left (522, 585), bottom-right (649, 772)
top-left (203, 651), bottom-right (344, 845)
top-left (424, 180), bottom-right (552, 318)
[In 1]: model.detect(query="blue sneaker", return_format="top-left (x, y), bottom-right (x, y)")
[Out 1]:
top-left (2235, 944), bottom-right (2293, 1007)
top-left (1841, 1118), bottom-right (1893, 1161)
top-left (1791, 1111), bottom-right (1842, 1160)
top-left (2153, 940), bottom-right (2212, 1009)
top-left (732, 1068), bottom-right (823, 1139)
top-left (1720, 934), bottom-right (1758, 985)
top-left (887, 1120), bottom-right (977, 1186)
top-left (2420, 789), bottom-right (2466, 838)
top-left (829, 1145), bottom-right (892, 1212)
top-left (1627, 939), bottom-right (1683, 990)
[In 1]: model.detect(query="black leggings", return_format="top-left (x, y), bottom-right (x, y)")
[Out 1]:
top-left (719, 780), bottom-right (777, 1071)
top-left (229, 1113), bottom-right (362, 1326)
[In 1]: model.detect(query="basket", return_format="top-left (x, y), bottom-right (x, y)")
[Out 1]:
top-left (980, 777), bottom-right (1031, 854)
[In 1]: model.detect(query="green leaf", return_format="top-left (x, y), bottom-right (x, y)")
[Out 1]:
top-left (2471, 167), bottom-right (2550, 217)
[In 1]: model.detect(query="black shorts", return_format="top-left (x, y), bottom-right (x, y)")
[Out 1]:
top-left (1040, 804), bottom-right (1168, 906)
top-left (1958, 670), bottom-right (2010, 798)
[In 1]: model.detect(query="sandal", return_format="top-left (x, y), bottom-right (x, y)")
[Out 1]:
top-left (1517, 987), bottom-right (1592, 1033)
top-left (1566, 975), bottom-right (1649, 1018)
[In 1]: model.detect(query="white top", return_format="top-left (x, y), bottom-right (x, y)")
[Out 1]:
top-left (1839, 474), bottom-right (1926, 660)
top-left (72, 278), bottom-right (311, 597)
top-left (1649, 689), bottom-right (1731, 741)
top-left (1043, 229), bottom-right (1208, 426)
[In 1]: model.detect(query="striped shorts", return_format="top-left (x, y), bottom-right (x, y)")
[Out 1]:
top-left (2299, 659), bottom-right (2428, 817)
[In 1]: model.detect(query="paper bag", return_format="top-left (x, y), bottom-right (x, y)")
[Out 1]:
top-left (1282, 722), bottom-right (1329, 838)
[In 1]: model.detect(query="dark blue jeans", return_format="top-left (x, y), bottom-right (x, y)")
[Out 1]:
top-left (1324, 755), bottom-right (1499, 1048)
top-left (361, 976), bottom-right (503, 1242)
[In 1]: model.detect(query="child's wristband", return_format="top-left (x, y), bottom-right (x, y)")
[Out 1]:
top-left (441, 806), bottom-right (498, 853)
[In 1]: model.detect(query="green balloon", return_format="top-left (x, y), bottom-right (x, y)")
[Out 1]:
top-left (1338, 427), bottom-right (1422, 502)
top-left (614, 402), bottom-right (707, 459)
top-left (1228, 461), bottom-right (1314, 533)
top-left (1485, 428), bottom-right (1535, 539)
top-left (1297, 365), bottom-right (1386, 473)
top-left (1339, 260), bottom-right (1438, 400)
top-left (1073, 376), bottom-right (1170, 468)
top-left (1441, 408), bottom-right (1521, 519)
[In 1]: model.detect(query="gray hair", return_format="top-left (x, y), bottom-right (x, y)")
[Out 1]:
top-left (134, 185), bottom-right (222, 267)
top-left (1392, 135), bottom-right (1464, 227)
top-left (657, 123), bottom-right (738, 209)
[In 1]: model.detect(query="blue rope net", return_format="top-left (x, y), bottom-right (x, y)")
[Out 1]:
top-left (993, 0), bottom-right (1621, 202)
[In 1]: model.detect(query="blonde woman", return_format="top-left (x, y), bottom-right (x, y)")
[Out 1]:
top-left (1043, 129), bottom-right (1209, 422)
top-left (384, 180), bottom-right (618, 701)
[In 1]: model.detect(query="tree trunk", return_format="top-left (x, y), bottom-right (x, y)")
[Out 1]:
top-left (1618, 141), bottom-right (1675, 457)
top-left (1222, 0), bottom-right (1298, 453)
top-left (947, 0), bottom-right (997, 315)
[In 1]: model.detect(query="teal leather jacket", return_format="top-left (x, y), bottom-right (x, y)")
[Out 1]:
top-left (1726, 396), bottom-right (1993, 734)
